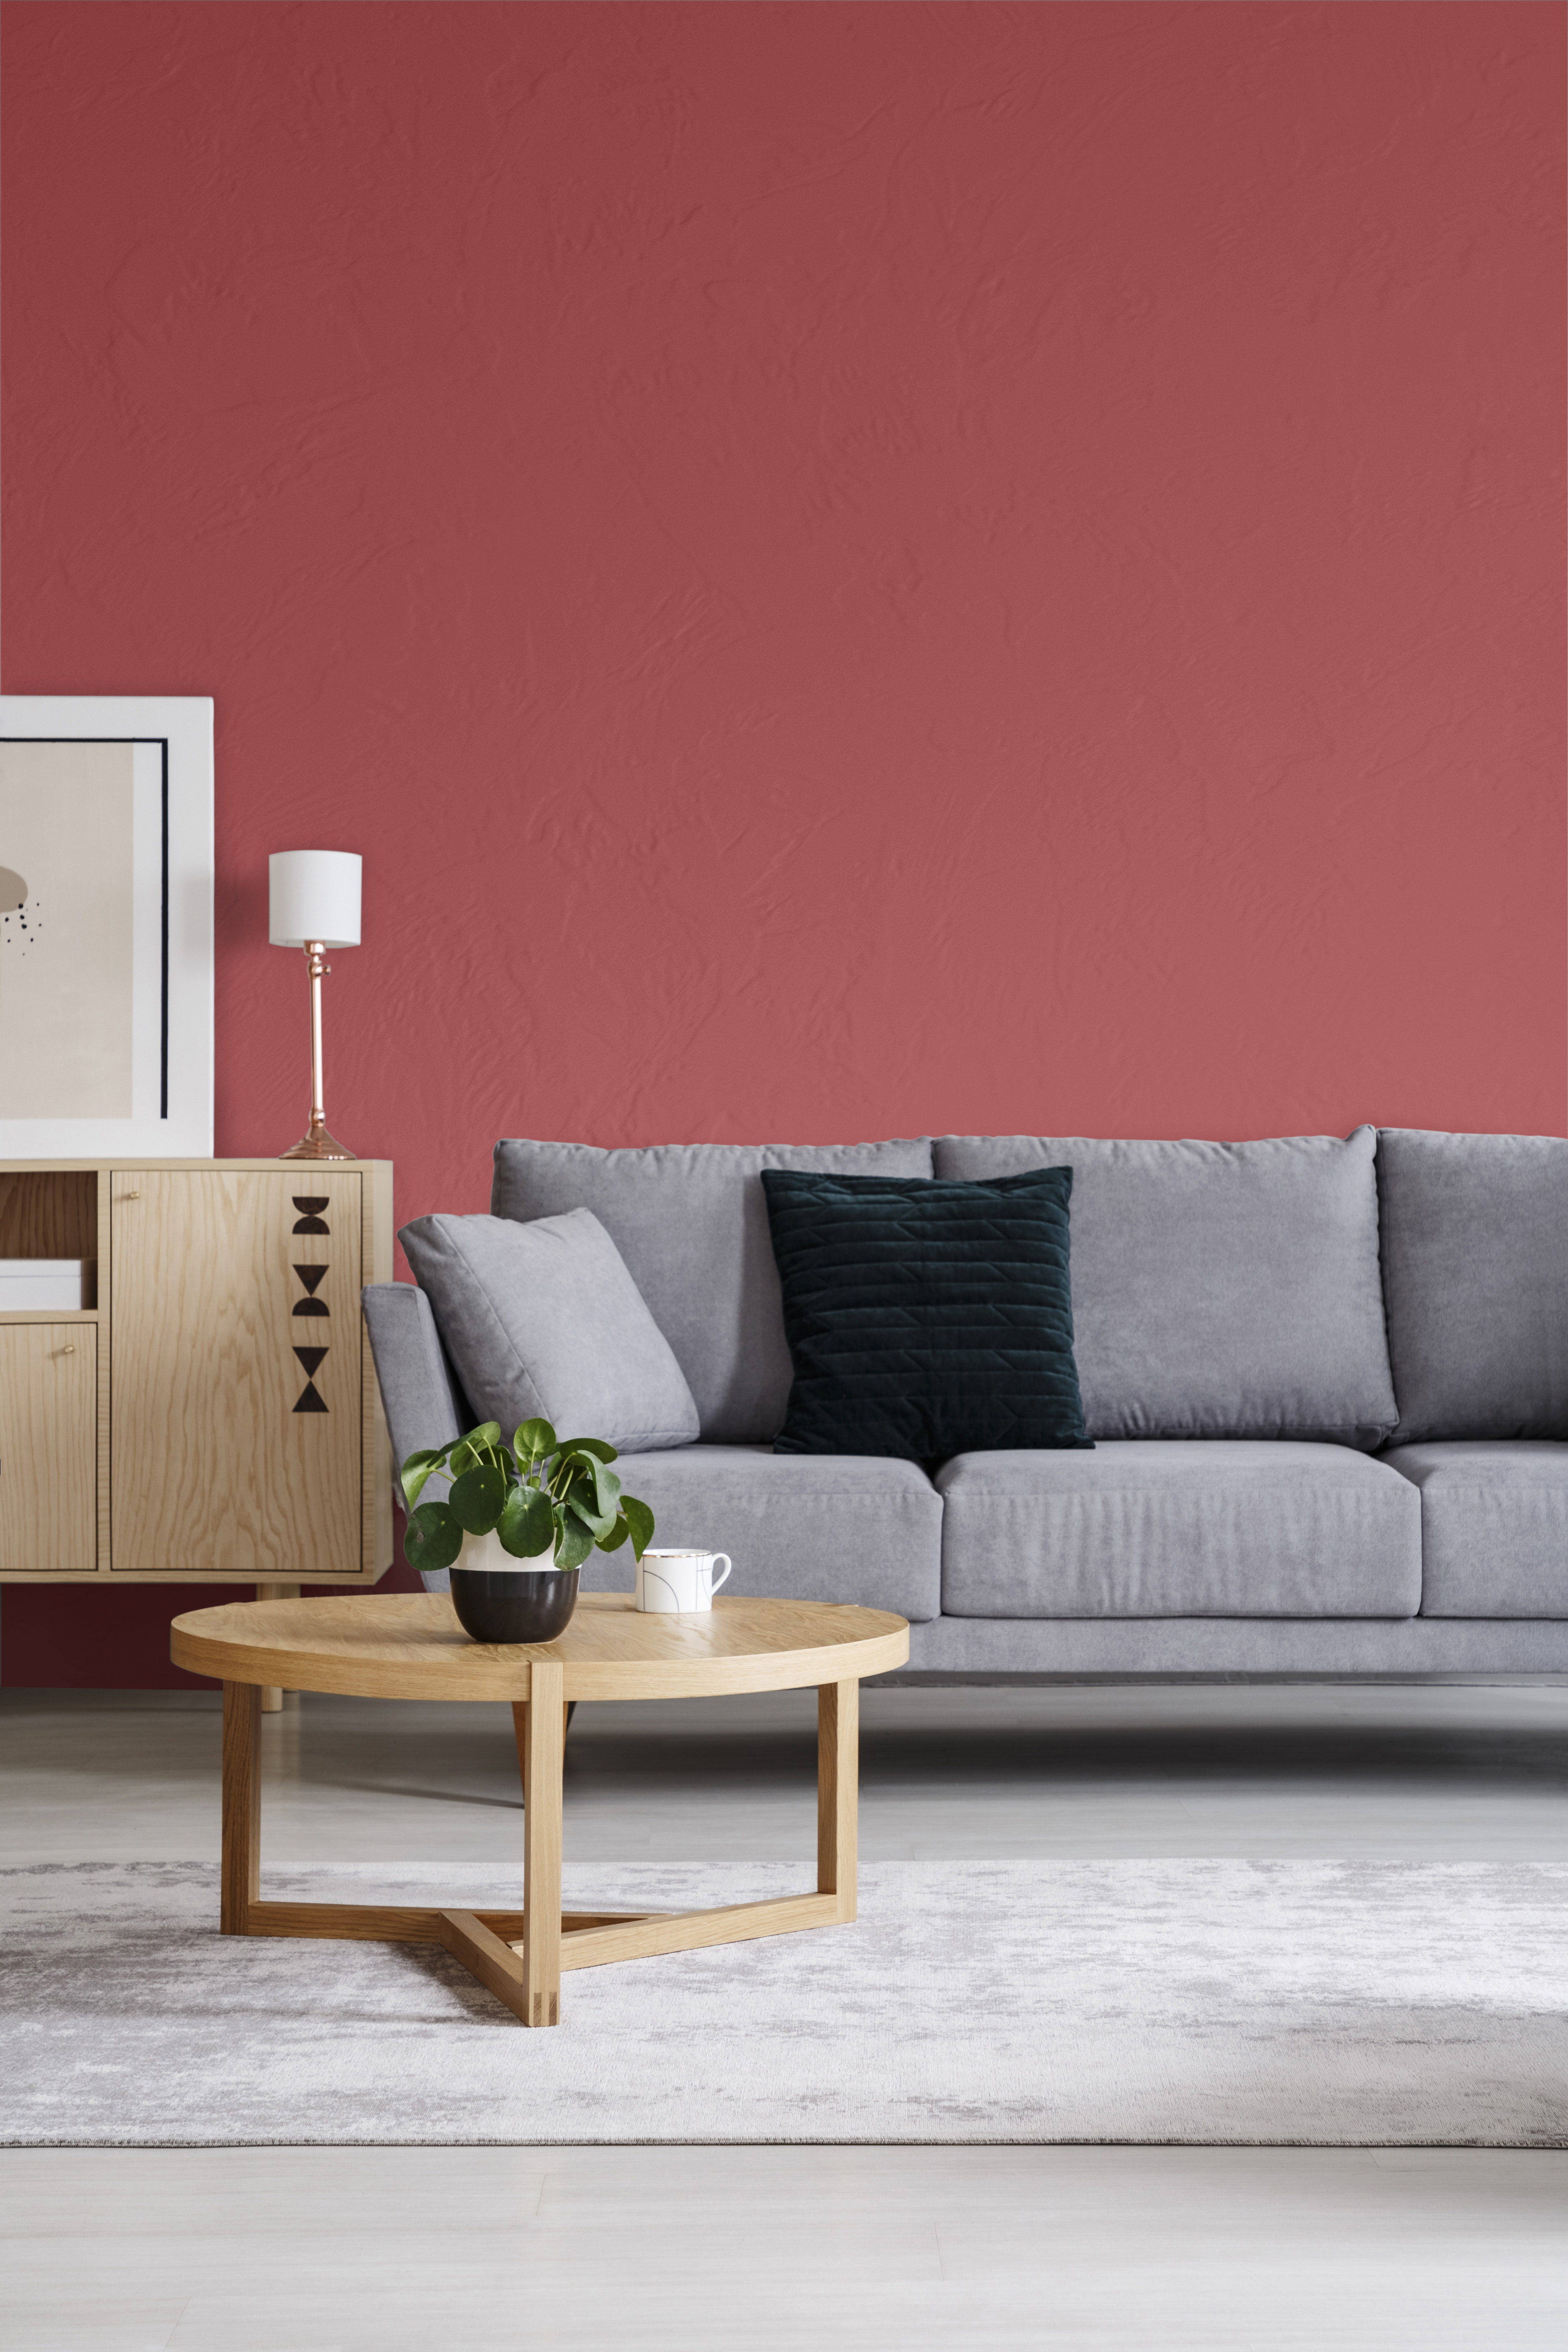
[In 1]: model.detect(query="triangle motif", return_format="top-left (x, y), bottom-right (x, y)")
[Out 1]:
top-left (293, 1263), bottom-right (327, 1295)
top-left (294, 1347), bottom-right (327, 1377)
top-left (293, 1381), bottom-right (329, 1414)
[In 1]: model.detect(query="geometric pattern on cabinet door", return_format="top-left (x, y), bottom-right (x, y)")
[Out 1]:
top-left (110, 1169), bottom-right (362, 1575)
top-left (0, 1323), bottom-right (98, 1571)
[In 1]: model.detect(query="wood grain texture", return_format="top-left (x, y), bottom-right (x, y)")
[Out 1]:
top-left (171, 1589), bottom-right (909, 1701)
top-left (199, 1595), bottom-right (877, 2025)
top-left (0, 1159), bottom-right (392, 1587)
top-left (439, 1910), bottom-right (531, 2025)
top-left (519, 1669), bottom-right (564, 2026)
top-left (95, 1170), bottom-right (111, 1568)
top-left (220, 1681), bottom-right (260, 1932)
top-left (256, 1581), bottom-right (300, 1711)
top-left (551, 1892), bottom-right (842, 1971)
top-left (365, 1158), bottom-right (394, 1578)
top-left (246, 1900), bottom-right (443, 1943)
top-left (0, 1168), bottom-right (97, 1277)
top-left (0, 1324), bottom-right (97, 1570)
top-left (111, 1169), bottom-right (361, 1575)
top-left (818, 1677), bottom-right (858, 1922)
top-left (240, 1892), bottom-right (846, 1989)
top-left (239, 1904), bottom-right (650, 1944)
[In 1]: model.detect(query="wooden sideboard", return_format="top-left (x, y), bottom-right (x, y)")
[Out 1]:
top-left (0, 1160), bottom-right (393, 1584)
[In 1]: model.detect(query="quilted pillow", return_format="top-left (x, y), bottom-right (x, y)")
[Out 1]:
top-left (761, 1168), bottom-right (1091, 1463)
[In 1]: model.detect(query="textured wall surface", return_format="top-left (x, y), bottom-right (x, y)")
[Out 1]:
top-left (1, 2), bottom-right (1563, 1680)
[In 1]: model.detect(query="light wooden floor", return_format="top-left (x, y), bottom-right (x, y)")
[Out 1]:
top-left (2, 1677), bottom-right (1565, 2349)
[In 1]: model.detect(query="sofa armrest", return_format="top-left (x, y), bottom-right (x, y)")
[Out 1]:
top-left (362, 1281), bottom-right (465, 1592)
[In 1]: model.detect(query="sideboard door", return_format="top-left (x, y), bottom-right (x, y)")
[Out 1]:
top-left (0, 1325), bottom-right (98, 1571)
top-left (111, 1169), bottom-right (363, 1575)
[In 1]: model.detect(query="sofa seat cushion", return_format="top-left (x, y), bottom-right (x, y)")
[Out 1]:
top-left (932, 1131), bottom-right (1397, 1447)
top-left (490, 1137), bottom-right (933, 1445)
top-left (1377, 1130), bottom-right (1568, 1442)
top-left (937, 1441), bottom-right (1421, 1618)
top-left (1383, 1442), bottom-right (1568, 1618)
top-left (577, 1445), bottom-right (943, 1623)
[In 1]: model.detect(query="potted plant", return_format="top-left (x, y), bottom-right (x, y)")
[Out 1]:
top-left (400, 1417), bottom-right (655, 1644)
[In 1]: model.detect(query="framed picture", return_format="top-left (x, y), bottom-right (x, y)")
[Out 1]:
top-left (0, 695), bottom-right (214, 1157)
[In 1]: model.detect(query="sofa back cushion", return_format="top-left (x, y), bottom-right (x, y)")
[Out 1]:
top-left (490, 1137), bottom-right (934, 1443)
top-left (1377, 1129), bottom-right (1568, 1441)
top-left (932, 1129), bottom-right (1397, 1447)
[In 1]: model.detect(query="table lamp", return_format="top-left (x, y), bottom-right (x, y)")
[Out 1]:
top-left (269, 849), bottom-right (361, 1161)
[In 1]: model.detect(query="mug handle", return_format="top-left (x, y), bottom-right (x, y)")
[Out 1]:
top-left (708, 1553), bottom-right (732, 1595)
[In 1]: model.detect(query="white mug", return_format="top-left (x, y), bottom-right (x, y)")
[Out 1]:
top-left (636, 1549), bottom-right (733, 1613)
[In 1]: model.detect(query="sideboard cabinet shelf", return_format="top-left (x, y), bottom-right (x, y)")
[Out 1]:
top-left (0, 1160), bottom-right (393, 1585)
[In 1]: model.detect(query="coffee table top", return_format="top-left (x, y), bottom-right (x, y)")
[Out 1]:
top-left (170, 1590), bottom-right (910, 1702)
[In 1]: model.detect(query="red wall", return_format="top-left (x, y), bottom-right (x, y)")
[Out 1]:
top-left (2, 2), bottom-right (1563, 1682)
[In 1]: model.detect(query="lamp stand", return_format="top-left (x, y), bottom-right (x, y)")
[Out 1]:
top-left (280, 942), bottom-right (355, 1161)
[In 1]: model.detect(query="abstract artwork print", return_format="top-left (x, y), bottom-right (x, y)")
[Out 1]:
top-left (0, 740), bottom-right (162, 1121)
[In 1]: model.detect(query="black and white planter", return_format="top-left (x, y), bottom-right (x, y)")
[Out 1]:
top-left (448, 1528), bottom-right (580, 1645)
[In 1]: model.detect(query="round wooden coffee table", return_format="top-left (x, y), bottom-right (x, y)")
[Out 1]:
top-left (170, 1590), bottom-right (909, 2028)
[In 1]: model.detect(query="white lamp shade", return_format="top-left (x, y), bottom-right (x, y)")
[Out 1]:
top-left (269, 851), bottom-right (362, 948)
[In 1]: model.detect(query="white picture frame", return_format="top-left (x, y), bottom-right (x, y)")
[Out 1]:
top-left (0, 695), bottom-right (214, 1157)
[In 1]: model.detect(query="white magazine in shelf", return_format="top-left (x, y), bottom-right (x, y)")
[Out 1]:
top-left (0, 1258), bottom-right (89, 1309)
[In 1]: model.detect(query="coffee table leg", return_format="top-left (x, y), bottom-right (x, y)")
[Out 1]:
top-left (817, 1677), bottom-right (859, 1923)
top-left (221, 1680), bottom-right (261, 1933)
top-left (514, 1659), bottom-right (565, 2026)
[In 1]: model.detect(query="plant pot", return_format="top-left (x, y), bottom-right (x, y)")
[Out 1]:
top-left (448, 1528), bottom-right (580, 1645)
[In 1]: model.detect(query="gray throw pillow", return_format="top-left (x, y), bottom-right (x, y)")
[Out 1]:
top-left (398, 1207), bottom-right (700, 1454)
top-left (932, 1128), bottom-right (1397, 1448)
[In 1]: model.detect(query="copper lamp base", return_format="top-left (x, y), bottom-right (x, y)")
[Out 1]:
top-left (280, 1114), bottom-right (355, 1163)
top-left (277, 940), bottom-right (356, 1162)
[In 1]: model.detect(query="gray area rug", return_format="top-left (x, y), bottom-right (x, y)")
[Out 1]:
top-left (2, 1859), bottom-right (1564, 2147)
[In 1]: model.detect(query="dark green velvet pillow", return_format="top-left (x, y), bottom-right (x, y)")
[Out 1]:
top-left (761, 1167), bottom-right (1092, 1463)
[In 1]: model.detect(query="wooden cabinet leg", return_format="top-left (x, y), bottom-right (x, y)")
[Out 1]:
top-left (817, 1678), bottom-right (858, 1923)
top-left (256, 1582), bottom-right (300, 1711)
top-left (221, 1680), bottom-right (261, 1933)
top-left (512, 1662), bottom-right (565, 2026)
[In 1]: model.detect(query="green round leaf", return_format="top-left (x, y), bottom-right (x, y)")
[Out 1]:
top-left (404, 1500), bottom-right (462, 1574)
top-left (498, 1486), bottom-right (556, 1560)
top-left (449, 1463), bottom-right (506, 1535)
top-left (449, 1423), bottom-right (501, 1477)
top-left (553, 1513), bottom-right (594, 1572)
top-left (513, 1418), bottom-right (557, 1464)
top-left (590, 1459), bottom-right (623, 1516)
top-left (618, 1495), bottom-right (655, 1560)
top-left (565, 1491), bottom-right (616, 1541)
top-left (399, 1446), bottom-right (448, 1512)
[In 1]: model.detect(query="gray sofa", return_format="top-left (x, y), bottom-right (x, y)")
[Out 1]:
top-left (363, 1127), bottom-right (1568, 1676)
